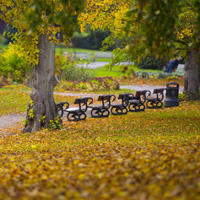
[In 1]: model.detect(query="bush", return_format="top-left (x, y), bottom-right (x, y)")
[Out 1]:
top-left (71, 29), bottom-right (112, 50)
top-left (0, 46), bottom-right (32, 83)
top-left (64, 64), bottom-right (95, 81)
top-left (55, 52), bottom-right (94, 82)
top-left (135, 70), bottom-right (184, 79)
top-left (55, 77), bottom-right (120, 92)
top-left (136, 56), bottom-right (167, 70)
top-left (179, 93), bottom-right (188, 102)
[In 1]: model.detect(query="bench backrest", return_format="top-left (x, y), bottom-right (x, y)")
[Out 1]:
top-left (134, 90), bottom-right (151, 103)
top-left (118, 93), bottom-right (133, 107)
top-left (98, 95), bottom-right (116, 108)
top-left (74, 97), bottom-right (93, 111)
top-left (153, 88), bottom-right (165, 101)
top-left (56, 102), bottom-right (69, 118)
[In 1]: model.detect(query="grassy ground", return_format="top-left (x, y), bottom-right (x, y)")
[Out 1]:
top-left (0, 44), bottom-right (8, 49)
top-left (0, 85), bottom-right (77, 116)
top-left (0, 98), bottom-right (200, 199)
top-left (92, 64), bottom-right (161, 78)
top-left (0, 85), bottom-right (134, 116)
top-left (92, 65), bottom-right (184, 86)
top-left (56, 46), bottom-right (113, 62)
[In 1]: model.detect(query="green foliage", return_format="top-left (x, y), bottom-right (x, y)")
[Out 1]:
top-left (0, 45), bottom-right (32, 83)
top-left (49, 116), bottom-right (62, 130)
top-left (55, 51), bottom-right (95, 81)
top-left (64, 64), bottom-right (95, 81)
top-left (179, 93), bottom-right (189, 102)
top-left (0, 85), bottom-right (76, 116)
top-left (127, 0), bottom-right (180, 56)
top-left (72, 29), bottom-right (112, 50)
top-left (135, 70), bottom-right (185, 79)
top-left (55, 77), bottom-right (120, 92)
top-left (105, 48), bottom-right (131, 70)
top-left (136, 56), bottom-right (167, 70)
top-left (24, 0), bottom-right (85, 37)
top-left (28, 109), bottom-right (34, 119)
top-left (22, 119), bottom-right (28, 127)
top-left (0, 35), bottom-right (6, 45)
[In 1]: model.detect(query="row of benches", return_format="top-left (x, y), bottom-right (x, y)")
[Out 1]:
top-left (56, 88), bottom-right (165, 121)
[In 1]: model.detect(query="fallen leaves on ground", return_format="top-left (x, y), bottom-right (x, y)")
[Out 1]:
top-left (0, 101), bottom-right (200, 199)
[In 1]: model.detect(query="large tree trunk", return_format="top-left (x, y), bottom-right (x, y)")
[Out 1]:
top-left (184, 50), bottom-right (200, 100)
top-left (23, 33), bottom-right (58, 133)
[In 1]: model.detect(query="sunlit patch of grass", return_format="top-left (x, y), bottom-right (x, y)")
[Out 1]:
top-left (0, 85), bottom-right (77, 116)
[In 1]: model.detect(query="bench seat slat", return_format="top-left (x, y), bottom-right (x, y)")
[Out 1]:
top-left (129, 99), bottom-right (140, 104)
top-left (88, 104), bottom-right (103, 109)
top-left (65, 107), bottom-right (79, 112)
top-left (146, 97), bottom-right (157, 101)
top-left (111, 103), bottom-right (123, 107)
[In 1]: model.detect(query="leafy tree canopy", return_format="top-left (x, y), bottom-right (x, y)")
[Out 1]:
top-left (80, 0), bottom-right (200, 58)
top-left (0, 0), bottom-right (85, 64)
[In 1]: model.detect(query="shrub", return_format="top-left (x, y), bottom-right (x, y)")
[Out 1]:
top-left (0, 46), bottom-right (32, 83)
top-left (136, 56), bottom-right (167, 70)
top-left (135, 70), bottom-right (184, 79)
top-left (179, 93), bottom-right (188, 102)
top-left (71, 29), bottom-right (112, 50)
top-left (55, 52), bottom-right (95, 82)
top-left (64, 64), bottom-right (95, 81)
top-left (55, 77), bottom-right (120, 92)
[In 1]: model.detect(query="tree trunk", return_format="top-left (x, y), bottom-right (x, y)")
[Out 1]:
top-left (23, 33), bottom-right (58, 133)
top-left (184, 50), bottom-right (200, 100)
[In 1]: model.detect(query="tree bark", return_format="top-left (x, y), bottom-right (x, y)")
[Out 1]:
top-left (23, 33), bottom-right (58, 133)
top-left (184, 50), bottom-right (200, 100)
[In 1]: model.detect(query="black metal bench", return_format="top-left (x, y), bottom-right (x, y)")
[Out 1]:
top-left (56, 102), bottom-right (69, 119)
top-left (111, 93), bottom-right (133, 115)
top-left (146, 88), bottom-right (165, 109)
top-left (88, 95), bottom-right (116, 118)
top-left (128, 90), bottom-right (150, 112)
top-left (57, 97), bottom-right (93, 121)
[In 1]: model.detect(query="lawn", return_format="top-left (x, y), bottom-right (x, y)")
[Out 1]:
top-left (0, 44), bottom-right (8, 49)
top-left (56, 45), bottom-right (113, 62)
top-left (0, 85), bottom-right (77, 116)
top-left (0, 85), bottom-right (134, 116)
top-left (0, 99), bottom-right (200, 199)
top-left (91, 65), bottom-right (184, 86)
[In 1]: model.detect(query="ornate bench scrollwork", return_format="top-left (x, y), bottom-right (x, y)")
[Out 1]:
top-left (146, 88), bottom-right (165, 109)
top-left (58, 97), bottom-right (93, 121)
top-left (111, 93), bottom-right (133, 115)
top-left (88, 95), bottom-right (116, 118)
top-left (128, 90), bottom-right (150, 112)
top-left (56, 102), bottom-right (69, 118)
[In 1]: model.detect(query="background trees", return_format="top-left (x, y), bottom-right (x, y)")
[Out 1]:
top-left (80, 0), bottom-right (200, 100)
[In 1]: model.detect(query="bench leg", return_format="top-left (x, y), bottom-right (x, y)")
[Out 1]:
top-left (57, 104), bottom-right (64, 118)
top-left (139, 103), bottom-right (145, 111)
top-left (67, 112), bottom-right (80, 121)
top-left (146, 100), bottom-right (157, 109)
top-left (111, 106), bottom-right (128, 115)
top-left (78, 111), bottom-right (87, 120)
top-left (156, 101), bottom-right (163, 109)
top-left (129, 103), bottom-right (145, 112)
top-left (91, 108), bottom-right (110, 118)
top-left (129, 103), bottom-right (140, 112)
